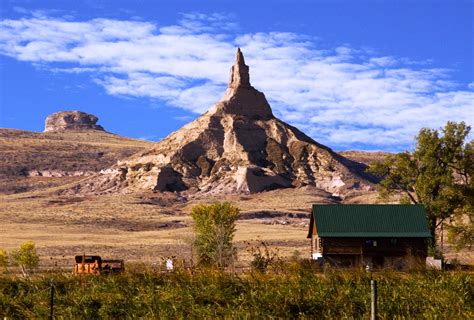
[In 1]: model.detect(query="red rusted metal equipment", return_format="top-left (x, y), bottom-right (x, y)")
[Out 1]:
top-left (73, 254), bottom-right (124, 275)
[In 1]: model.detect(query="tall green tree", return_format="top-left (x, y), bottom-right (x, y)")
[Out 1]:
top-left (368, 122), bottom-right (473, 248)
top-left (447, 139), bottom-right (474, 250)
top-left (191, 202), bottom-right (240, 267)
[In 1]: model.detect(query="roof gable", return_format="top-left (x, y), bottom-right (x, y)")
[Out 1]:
top-left (311, 204), bottom-right (431, 238)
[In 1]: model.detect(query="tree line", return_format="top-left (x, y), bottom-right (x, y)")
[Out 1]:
top-left (368, 121), bottom-right (473, 250)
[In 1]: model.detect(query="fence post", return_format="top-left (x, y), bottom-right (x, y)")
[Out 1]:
top-left (50, 279), bottom-right (55, 320)
top-left (371, 279), bottom-right (377, 320)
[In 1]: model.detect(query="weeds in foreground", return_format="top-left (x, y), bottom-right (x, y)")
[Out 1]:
top-left (0, 265), bottom-right (472, 319)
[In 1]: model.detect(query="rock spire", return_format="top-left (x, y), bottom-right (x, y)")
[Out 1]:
top-left (229, 48), bottom-right (251, 88)
top-left (215, 48), bottom-right (273, 119)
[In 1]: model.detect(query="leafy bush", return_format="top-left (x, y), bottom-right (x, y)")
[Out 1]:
top-left (0, 249), bottom-right (8, 272)
top-left (247, 241), bottom-right (281, 273)
top-left (10, 241), bottom-right (39, 277)
top-left (191, 202), bottom-right (240, 267)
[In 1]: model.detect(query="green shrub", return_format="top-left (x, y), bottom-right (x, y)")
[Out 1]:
top-left (0, 248), bottom-right (8, 272)
top-left (10, 241), bottom-right (39, 277)
top-left (191, 202), bottom-right (240, 267)
top-left (247, 241), bottom-right (281, 273)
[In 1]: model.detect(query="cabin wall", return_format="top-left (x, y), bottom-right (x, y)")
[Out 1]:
top-left (316, 237), bottom-right (427, 270)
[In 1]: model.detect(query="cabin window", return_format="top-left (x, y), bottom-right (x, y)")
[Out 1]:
top-left (364, 240), bottom-right (377, 247)
top-left (390, 238), bottom-right (398, 245)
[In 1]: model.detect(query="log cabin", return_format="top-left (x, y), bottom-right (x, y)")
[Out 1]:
top-left (307, 204), bottom-right (431, 270)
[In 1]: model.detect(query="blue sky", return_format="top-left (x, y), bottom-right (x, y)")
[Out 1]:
top-left (0, 0), bottom-right (473, 151)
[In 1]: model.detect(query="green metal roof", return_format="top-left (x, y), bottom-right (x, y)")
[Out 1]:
top-left (311, 204), bottom-right (431, 238)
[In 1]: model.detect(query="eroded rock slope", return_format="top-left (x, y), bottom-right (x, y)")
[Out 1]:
top-left (75, 49), bottom-right (375, 196)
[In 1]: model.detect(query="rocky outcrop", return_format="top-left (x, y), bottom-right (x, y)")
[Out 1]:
top-left (26, 170), bottom-right (95, 177)
top-left (44, 111), bottom-right (105, 132)
top-left (74, 49), bottom-right (375, 196)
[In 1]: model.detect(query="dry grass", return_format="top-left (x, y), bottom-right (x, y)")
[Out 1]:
top-left (3, 182), bottom-right (468, 267)
top-left (1, 180), bottom-right (471, 268)
top-left (0, 186), bottom-right (350, 267)
top-left (0, 129), bottom-right (153, 194)
top-left (339, 150), bottom-right (390, 165)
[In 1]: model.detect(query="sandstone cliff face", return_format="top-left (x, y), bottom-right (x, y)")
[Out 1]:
top-left (44, 111), bottom-right (105, 132)
top-left (75, 49), bottom-right (374, 196)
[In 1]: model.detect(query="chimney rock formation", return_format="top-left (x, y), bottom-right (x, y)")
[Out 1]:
top-left (76, 49), bottom-right (372, 196)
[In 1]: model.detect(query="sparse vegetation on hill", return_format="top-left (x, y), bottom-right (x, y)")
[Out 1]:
top-left (0, 129), bottom-right (153, 194)
top-left (338, 150), bottom-right (390, 165)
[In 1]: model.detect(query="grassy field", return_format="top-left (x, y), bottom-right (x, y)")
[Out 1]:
top-left (1, 266), bottom-right (472, 319)
top-left (2, 187), bottom-right (471, 267)
top-left (0, 189), bottom-right (325, 266)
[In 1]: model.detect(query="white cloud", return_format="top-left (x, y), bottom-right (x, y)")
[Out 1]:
top-left (369, 56), bottom-right (397, 67)
top-left (0, 13), bottom-right (472, 151)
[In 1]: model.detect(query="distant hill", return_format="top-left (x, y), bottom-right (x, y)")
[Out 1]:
top-left (338, 150), bottom-right (390, 166)
top-left (0, 128), bottom-right (153, 194)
